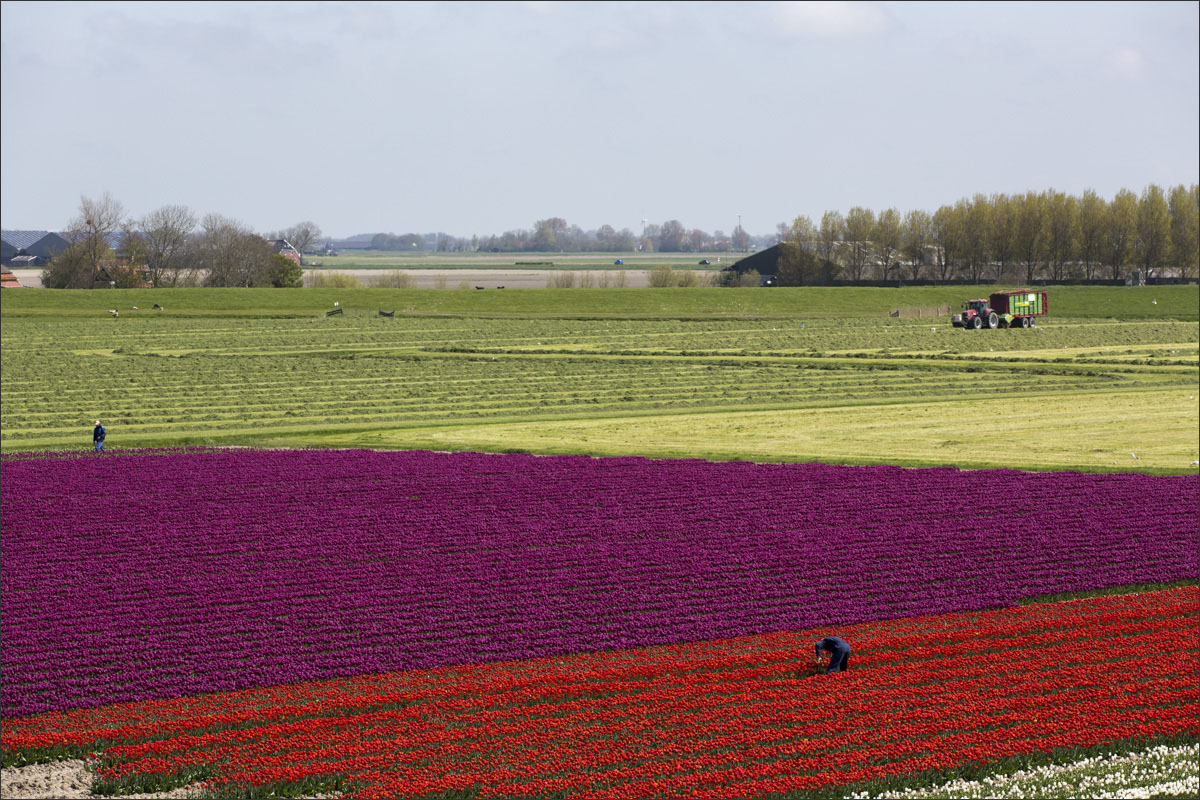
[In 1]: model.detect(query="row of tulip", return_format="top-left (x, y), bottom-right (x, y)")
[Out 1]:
top-left (855, 742), bottom-right (1200, 799)
top-left (4, 587), bottom-right (1195, 798)
top-left (2, 448), bottom-right (1196, 717)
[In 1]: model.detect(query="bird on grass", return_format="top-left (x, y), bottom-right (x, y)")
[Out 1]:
top-left (131, 306), bottom-right (138, 311)
top-left (1131, 453), bottom-right (1138, 460)
top-left (108, 309), bottom-right (119, 317)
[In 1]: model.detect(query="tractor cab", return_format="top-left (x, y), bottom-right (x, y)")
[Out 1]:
top-left (964, 299), bottom-right (990, 315)
top-left (952, 299), bottom-right (997, 328)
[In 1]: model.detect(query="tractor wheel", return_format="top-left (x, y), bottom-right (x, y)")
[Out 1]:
top-left (986, 312), bottom-right (999, 329)
top-left (1021, 317), bottom-right (1031, 328)
top-left (970, 316), bottom-right (982, 330)
top-left (1030, 319), bottom-right (1037, 327)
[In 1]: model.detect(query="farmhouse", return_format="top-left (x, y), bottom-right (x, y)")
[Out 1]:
top-left (270, 238), bottom-right (302, 266)
top-left (1, 230), bottom-right (69, 266)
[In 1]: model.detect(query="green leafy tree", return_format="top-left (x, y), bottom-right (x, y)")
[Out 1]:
top-left (532, 218), bottom-right (569, 251)
top-left (268, 254), bottom-right (303, 287)
top-left (1042, 190), bottom-right (1079, 280)
top-left (776, 242), bottom-right (821, 286)
top-left (787, 215), bottom-right (818, 248)
top-left (843, 207), bottom-right (875, 281)
top-left (930, 205), bottom-right (959, 281)
top-left (1012, 191), bottom-right (1045, 282)
top-left (1077, 189), bottom-right (1107, 280)
top-left (818, 211), bottom-right (844, 273)
top-left (41, 242), bottom-right (94, 288)
top-left (901, 209), bottom-right (932, 280)
top-left (1168, 183), bottom-right (1199, 279)
top-left (1136, 184), bottom-right (1171, 278)
top-left (988, 194), bottom-right (1015, 281)
top-left (1106, 188), bottom-right (1138, 280)
top-left (873, 208), bottom-right (902, 280)
top-left (960, 195), bottom-right (992, 282)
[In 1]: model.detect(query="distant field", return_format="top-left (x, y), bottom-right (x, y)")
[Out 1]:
top-left (302, 249), bottom-right (730, 270)
top-left (2, 286), bottom-right (1196, 471)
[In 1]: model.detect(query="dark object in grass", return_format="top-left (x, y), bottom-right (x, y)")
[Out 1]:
top-left (325, 308), bottom-right (343, 317)
top-left (378, 310), bottom-right (395, 318)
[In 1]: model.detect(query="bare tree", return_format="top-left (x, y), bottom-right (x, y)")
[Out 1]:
top-left (71, 192), bottom-right (126, 283)
top-left (658, 220), bottom-right (687, 252)
top-left (195, 214), bottom-right (275, 287)
top-left (142, 204), bottom-right (198, 287)
top-left (731, 224), bottom-right (750, 252)
top-left (282, 221), bottom-right (323, 254)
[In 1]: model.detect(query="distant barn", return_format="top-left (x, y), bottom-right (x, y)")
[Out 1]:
top-left (1, 230), bottom-right (69, 266)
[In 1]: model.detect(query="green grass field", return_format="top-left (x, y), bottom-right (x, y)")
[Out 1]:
top-left (2, 286), bottom-right (1196, 471)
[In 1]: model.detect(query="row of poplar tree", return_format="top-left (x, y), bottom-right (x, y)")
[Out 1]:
top-left (775, 184), bottom-right (1198, 284)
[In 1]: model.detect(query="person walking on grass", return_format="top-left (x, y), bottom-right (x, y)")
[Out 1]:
top-left (815, 635), bottom-right (851, 674)
top-left (93, 420), bottom-right (106, 452)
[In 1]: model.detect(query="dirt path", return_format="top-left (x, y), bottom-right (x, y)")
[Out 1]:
top-left (0, 760), bottom-right (199, 799)
top-left (0, 760), bottom-right (334, 799)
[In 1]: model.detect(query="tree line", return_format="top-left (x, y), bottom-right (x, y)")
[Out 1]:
top-left (41, 194), bottom-right (321, 289)
top-left (467, 217), bottom-right (755, 254)
top-left (773, 184), bottom-right (1198, 286)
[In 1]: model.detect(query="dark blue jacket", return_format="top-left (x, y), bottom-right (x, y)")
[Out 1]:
top-left (93, 425), bottom-right (106, 442)
top-left (815, 636), bottom-right (850, 658)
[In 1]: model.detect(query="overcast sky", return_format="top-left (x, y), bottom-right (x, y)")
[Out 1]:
top-left (2, 1), bottom-right (1197, 239)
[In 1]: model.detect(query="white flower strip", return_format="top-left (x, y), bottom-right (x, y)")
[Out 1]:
top-left (856, 743), bottom-right (1200, 799)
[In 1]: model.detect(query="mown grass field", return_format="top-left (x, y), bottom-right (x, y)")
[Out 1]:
top-left (1, 286), bottom-right (1196, 472)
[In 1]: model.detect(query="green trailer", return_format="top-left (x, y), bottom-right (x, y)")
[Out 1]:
top-left (952, 290), bottom-right (1048, 329)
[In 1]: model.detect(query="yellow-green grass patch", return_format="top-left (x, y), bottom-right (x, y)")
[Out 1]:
top-left (308, 389), bottom-right (1199, 473)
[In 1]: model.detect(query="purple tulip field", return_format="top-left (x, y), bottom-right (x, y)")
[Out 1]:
top-left (2, 448), bottom-right (1196, 721)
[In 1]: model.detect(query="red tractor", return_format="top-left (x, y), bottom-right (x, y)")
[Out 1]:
top-left (952, 290), bottom-right (1048, 329)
